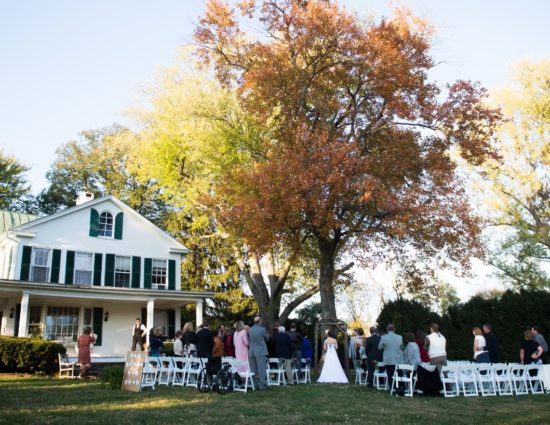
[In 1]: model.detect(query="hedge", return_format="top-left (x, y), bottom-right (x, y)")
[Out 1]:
top-left (0, 336), bottom-right (66, 374)
top-left (376, 290), bottom-right (550, 363)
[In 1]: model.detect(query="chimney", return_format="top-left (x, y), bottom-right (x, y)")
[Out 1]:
top-left (76, 191), bottom-right (94, 206)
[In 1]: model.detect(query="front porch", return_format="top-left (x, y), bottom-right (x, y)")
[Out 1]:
top-left (0, 279), bottom-right (213, 357)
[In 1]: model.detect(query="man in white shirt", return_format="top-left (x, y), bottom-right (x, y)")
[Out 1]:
top-left (131, 318), bottom-right (147, 351)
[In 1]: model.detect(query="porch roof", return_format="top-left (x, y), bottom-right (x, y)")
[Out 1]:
top-left (0, 279), bottom-right (214, 302)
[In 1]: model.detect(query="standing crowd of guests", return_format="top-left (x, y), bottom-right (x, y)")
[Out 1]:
top-left (349, 322), bottom-right (548, 389)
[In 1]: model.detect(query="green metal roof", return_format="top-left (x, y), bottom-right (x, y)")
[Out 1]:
top-left (0, 210), bottom-right (39, 234)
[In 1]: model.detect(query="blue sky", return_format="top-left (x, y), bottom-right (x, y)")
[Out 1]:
top-left (1, 0), bottom-right (549, 193)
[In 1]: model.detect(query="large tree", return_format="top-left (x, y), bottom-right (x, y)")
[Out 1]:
top-left (477, 59), bottom-right (550, 289)
top-left (37, 125), bottom-right (168, 225)
top-left (132, 62), bottom-right (321, 327)
top-left (195, 0), bottom-right (501, 319)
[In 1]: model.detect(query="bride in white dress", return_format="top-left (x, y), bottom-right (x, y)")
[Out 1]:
top-left (317, 331), bottom-right (349, 384)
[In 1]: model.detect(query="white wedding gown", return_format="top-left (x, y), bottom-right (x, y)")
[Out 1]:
top-left (317, 344), bottom-right (349, 384)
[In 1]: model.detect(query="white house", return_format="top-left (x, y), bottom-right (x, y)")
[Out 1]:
top-left (0, 194), bottom-right (212, 360)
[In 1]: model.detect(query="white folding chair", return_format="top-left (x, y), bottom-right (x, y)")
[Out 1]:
top-left (459, 364), bottom-right (478, 396)
top-left (493, 363), bottom-right (513, 396)
top-left (158, 357), bottom-right (175, 386)
top-left (525, 364), bottom-right (546, 394)
top-left (266, 358), bottom-right (286, 386)
top-left (171, 356), bottom-right (187, 386)
top-left (440, 365), bottom-right (460, 397)
top-left (58, 353), bottom-right (77, 379)
top-left (294, 358), bottom-right (311, 384)
top-left (510, 364), bottom-right (529, 395)
top-left (476, 364), bottom-right (497, 396)
top-left (141, 357), bottom-right (159, 390)
top-left (354, 364), bottom-right (367, 385)
top-left (373, 362), bottom-right (388, 390)
top-left (233, 360), bottom-right (255, 393)
top-left (185, 357), bottom-right (203, 388)
top-left (390, 364), bottom-right (416, 397)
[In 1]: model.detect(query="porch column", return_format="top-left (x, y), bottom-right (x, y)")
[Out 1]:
top-left (196, 300), bottom-right (203, 327)
top-left (18, 291), bottom-right (30, 338)
top-left (174, 306), bottom-right (181, 333)
top-left (146, 298), bottom-right (155, 345)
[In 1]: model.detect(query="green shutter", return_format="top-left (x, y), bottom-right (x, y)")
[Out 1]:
top-left (168, 309), bottom-right (175, 339)
top-left (144, 258), bottom-right (152, 289)
top-left (104, 254), bottom-right (115, 286)
top-left (114, 212), bottom-right (123, 240)
top-left (168, 259), bottom-right (176, 290)
top-left (131, 256), bottom-right (141, 288)
top-left (50, 249), bottom-right (61, 283)
top-left (65, 251), bottom-right (75, 285)
top-left (89, 208), bottom-right (99, 237)
top-left (20, 246), bottom-right (32, 281)
top-left (93, 253), bottom-right (103, 286)
top-left (92, 307), bottom-right (103, 346)
top-left (14, 304), bottom-right (21, 337)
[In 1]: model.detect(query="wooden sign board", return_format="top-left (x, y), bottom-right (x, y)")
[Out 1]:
top-left (122, 351), bottom-right (147, 392)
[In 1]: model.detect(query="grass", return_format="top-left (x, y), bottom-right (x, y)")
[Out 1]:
top-left (0, 374), bottom-right (549, 425)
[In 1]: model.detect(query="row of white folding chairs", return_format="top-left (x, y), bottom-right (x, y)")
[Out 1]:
top-left (440, 362), bottom-right (546, 397)
top-left (266, 358), bottom-right (312, 386)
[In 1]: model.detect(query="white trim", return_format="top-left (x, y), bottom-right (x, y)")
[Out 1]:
top-left (74, 251), bottom-right (94, 286)
top-left (30, 247), bottom-right (52, 283)
top-left (98, 210), bottom-right (115, 239)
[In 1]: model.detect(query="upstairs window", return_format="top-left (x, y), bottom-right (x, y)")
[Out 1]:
top-left (31, 248), bottom-right (50, 282)
top-left (114, 255), bottom-right (131, 288)
top-left (74, 252), bottom-right (93, 285)
top-left (98, 212), bottom-right (113, 237)
top-left (152, 259), bottom-right (167, 290)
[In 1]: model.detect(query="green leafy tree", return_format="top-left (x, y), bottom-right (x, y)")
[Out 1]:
top-left (477, 59), bottom-right (550, 289)
top-left (0, 150), bottom-right (36, 213)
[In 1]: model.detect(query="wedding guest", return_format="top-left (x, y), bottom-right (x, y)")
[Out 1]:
top-left (348, 329), bottom-right (358, 366)
top-left (248, 316), bottom-right (269, 390)
top-left (365, 326), bottom-right (382, 388)
top-left (472, 327), bottom-right (490, 363)
top-left (531, 326), bottom-right (548, 364)
top-left (181, 322), bottom-right (197, 356)
top-left (483, 323), bottom-right (498, 363)
top-left (288, 323), bottom-right (303, 373)
top-left (223, 327), bottom-right (235, 357)
top-left (131, 318), bottom-right (146, 351)
top-left (196, 321), bottom-right (214, 358)
top-left (268, 325), bottom-right (279, 358)
top-left (173, 330), bottom-right (184, 356)
top-left (234, 320), bottom-right (249, 368)
top-left (415, 330), bottom-right (429, 363)
top-left (276, 325), bottom-right (294, 385)
top-left (77, 326), bottom-right (95, 379)
top-left (378, 324), bottom-right (403, 391)
top-left (425, 323), bottom-right (447, 373)
top-left (520, 330), bottom-right (543, 365)
top-left (148, 327), bottom-right (164, 357)
top-left (301, 332), bottom-right (313, 367)
top-left (355, 328), bottom-right (366, 360)
top-left (403, 332), bottom-right (421, 366)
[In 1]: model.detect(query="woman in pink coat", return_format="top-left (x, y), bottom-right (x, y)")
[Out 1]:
top-left (233, 321), bottom-right (249, 373)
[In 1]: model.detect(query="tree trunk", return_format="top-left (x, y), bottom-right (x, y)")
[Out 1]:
top-left (318, 238), bottom-right (338, 320)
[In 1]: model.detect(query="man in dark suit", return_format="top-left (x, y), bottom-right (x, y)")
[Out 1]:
top-left (365, 326), bottom-right (382, 388)
top-left (196, 321), bottom-right (214, 358)
top-left (483, 323), bottom-right (499, 363)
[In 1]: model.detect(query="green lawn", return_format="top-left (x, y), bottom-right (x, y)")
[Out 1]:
top-left (0, 374), bottom-right (548, 425)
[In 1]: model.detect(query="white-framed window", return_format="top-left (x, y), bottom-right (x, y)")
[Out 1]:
top-left (152, 259), bottom-right (167, 290)
top-left (115, 255), bottom-right (131, 288)
top-left (74, 252), bottom-right (93, 285)
top-left (28, 306), bottom-right (43, 338)
top-left (30, 248), bottom-right (51, 282)
top-left (44, 306), bottom-right (80, 343)
top-left (98, 211), bottom-right (114, 237)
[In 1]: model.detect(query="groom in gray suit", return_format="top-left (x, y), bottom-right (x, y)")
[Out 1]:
top-left (378, 323), bottom-right (403, 392)
top-left (248, 316), bottom-right (269, 390)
